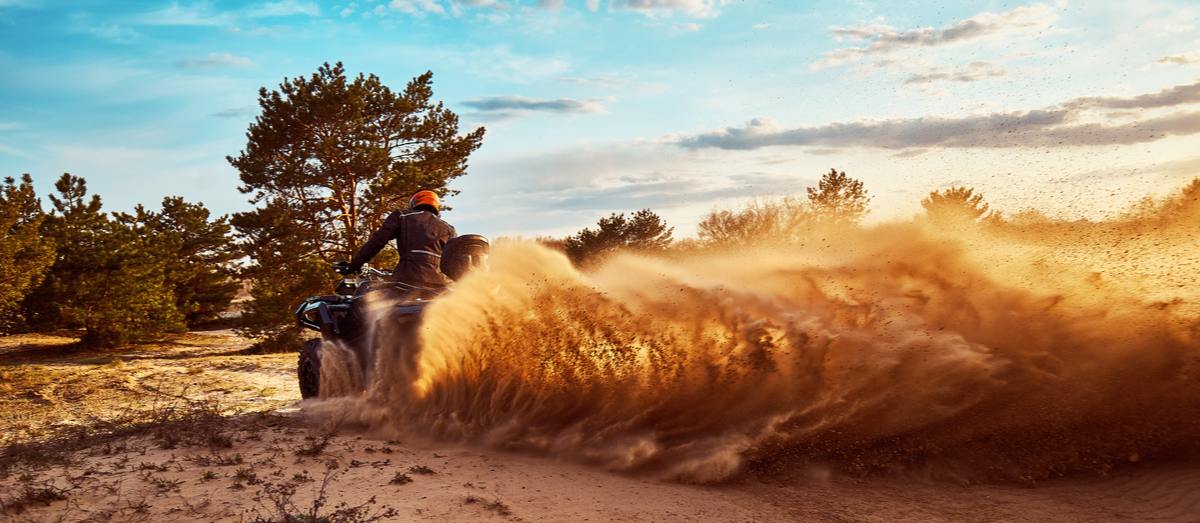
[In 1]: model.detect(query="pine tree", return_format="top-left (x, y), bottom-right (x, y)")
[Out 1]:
top-left (0, 174), bottom-right (56, 332)
top-left (28, 174), bottom-right (183, 347)
top-left (228, 62), bottom-right (485, 349)
top-left (230, 199), bottom-right (329, 346)
top-left (921, 186), bottom-right (992, 225)
top-left (806, 168), bottom-right (869, 224)
top-left (564, 209), bottom-right (674, 265)
top-left (120, 197), bottom-right (239, 326)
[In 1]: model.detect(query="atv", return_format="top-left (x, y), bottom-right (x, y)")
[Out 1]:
top-left (294, 234), bottom-right (489, 399)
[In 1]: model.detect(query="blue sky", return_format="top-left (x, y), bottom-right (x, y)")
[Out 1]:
top-left (2, 0), bottom-right (1199, 237)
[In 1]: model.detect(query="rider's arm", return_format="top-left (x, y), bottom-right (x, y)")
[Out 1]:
top-left (349, 211), bottom-right (402, 271)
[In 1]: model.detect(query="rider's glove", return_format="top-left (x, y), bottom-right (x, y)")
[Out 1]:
top-left (333, 261), bottom-right (356, 275)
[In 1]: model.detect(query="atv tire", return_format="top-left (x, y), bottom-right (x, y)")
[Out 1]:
top-left (298, 339), bottom-right (322, 399)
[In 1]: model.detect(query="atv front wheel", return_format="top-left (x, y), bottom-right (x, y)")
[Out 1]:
top-left (298, 339), bottom-right (322, 399)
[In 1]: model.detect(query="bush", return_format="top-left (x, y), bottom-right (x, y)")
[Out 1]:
top-left (563, 209), bottom-right (673, 265)
top-left (24, 174), bottom-right (183, 347)
top-left (0, 174), bottom-right (55, 333)
top-left (697, 197), bottom-right (810, 246)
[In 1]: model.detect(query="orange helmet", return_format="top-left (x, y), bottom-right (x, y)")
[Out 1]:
top-left (409, 190), bottom-right (441, 212)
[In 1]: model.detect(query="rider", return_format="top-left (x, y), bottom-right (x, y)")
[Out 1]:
top-left (338, 190), bottom-right (457, 288)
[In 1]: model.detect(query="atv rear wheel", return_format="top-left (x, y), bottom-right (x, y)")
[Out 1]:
top-left (298, 339), bottom-right (322, 399)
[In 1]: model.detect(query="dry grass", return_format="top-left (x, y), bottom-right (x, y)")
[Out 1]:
top-left (0, 394), bottom-right (294, 478)
top-left (464, 495), bottom-right (514, 517)
top-left (294, 433), bottom-right (334, 458)
top-left (0, 482), bottom-right (69, 515)
top-left (234, 467), bottom-right (262, 486)
top-left (249, 462), bottom-right (399, 523)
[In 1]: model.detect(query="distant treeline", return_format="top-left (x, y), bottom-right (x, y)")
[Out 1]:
top-left (548, 168), bottom-right (910, 265)
top-left (0, 173), bottom-right (237, 347)
top-left (550, 170), bottom-right (1200, 266)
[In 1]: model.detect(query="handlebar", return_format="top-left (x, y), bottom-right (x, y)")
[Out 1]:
top-left (362, 267), bottom-right (391, 278)
top-left (333, 261), bottom-right (392, 278)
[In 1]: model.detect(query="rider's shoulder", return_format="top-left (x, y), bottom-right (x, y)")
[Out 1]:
top-left (397, 210), bottom-right (451, 226)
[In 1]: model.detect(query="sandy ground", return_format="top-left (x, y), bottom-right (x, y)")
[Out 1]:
top-left (2, 332), bottom-right (1199, 522)
top-left (0, 330), bottom-right (296, 446)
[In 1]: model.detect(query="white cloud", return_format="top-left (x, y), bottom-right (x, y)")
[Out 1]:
top-left (132, 3), bottom-right (231, 26)
top-left (131, 1), bottom-right (318, 27)
top-left (0, 143), bottom-right (31, 159)
top-left (672, 22), bottom-right (701, 32)
top-left (68, 12), bottom-right (140, 42)
top-left (678, 80), bottom-right (1200, 151)
top-left (244, 0), bottom-right (321, 17)
top-left (378, 0), bottom-right (539, 20)
top-left (559, 73), bottom-right (629, 87)
top-left (212, 106), bottom-right (256, 118)
top-left (1068, 80), bottom-right (1200, 110)
top-left (463, 95), bottom-right (605, 119)
top-left (444, 46), bottom-right (571, 81)
top-left (585, 0), bottom-right (599, 11)
top-left (1159, 53), bottom-right (1200, 65)
top-left (380, 44), bottom-right (570, 82)
top-left (176, 52), bottom-right (255, 69)
top-left (903, 61), bottom-right (1006, 86)
top-left (751, 23), bottom-right (768, 30)
top-left (390, 0), bottom-right (445, 15)
top-left (610, 0), bottom-right (728, 19)
top-left (813, 3), bottom-right (1059, 69)
top-left (446, 0), bottom-right (513, 18)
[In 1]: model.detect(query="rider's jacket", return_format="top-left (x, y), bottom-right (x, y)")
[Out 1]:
top-left (349, 209), bottom-right (456, 287)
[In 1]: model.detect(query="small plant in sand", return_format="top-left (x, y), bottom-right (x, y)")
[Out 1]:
top-left (294, 434), bottom-right (334, 458)
top-left (464, 495), bottom-right (514, 517)
top-left (221, 453), bottom-right (246, 466)
top-left (140, 473), bottom-right (184, 493)
top-left (187, 452), bottom-right (240, 467)
top-left (389, 472), bottom-right (412, 485)
top-left (206, 431), bottom-right (235, 449)
top-left (234, 467), bottom-right (262, 485)
top-left (408, 465), bottom-right (434, 475)
top-left (0, 483), bottom-right (69, 515)
top-left (127, 498), bottom-right (151, 514)
top-left (138, 461), bottom-right (170, 472)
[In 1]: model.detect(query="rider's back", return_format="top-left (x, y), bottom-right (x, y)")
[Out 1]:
top-left (391, 209), bottom-right (456, 287)
top-left (349, 207), bottom-right (457, 288)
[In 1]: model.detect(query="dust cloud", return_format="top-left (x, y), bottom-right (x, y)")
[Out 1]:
top-left (310, 183), bottom-right (1200, 483)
